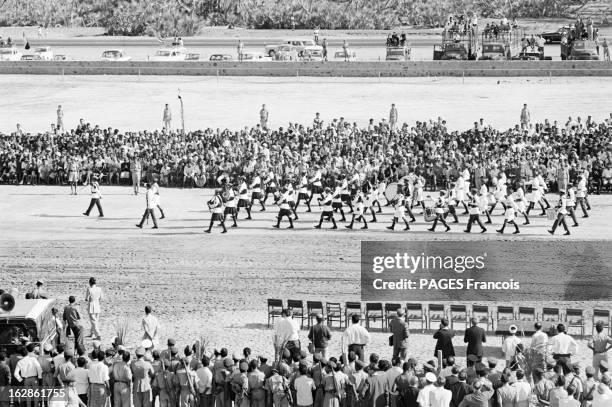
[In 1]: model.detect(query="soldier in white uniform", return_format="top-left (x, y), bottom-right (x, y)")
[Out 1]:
top-left (444, 183), bottom-right (460, 223)
top-left (314, 188), bottom-right (337, 229)
top-left (136, 183), bottom-right (159, 229)
top-left (575, 176), bottom-right (589, 218)
top-left (363, 187), bottom-right (378, 223)
top-left (497, 196), bottom-right (520, 234)
top-left (428, 191), bottom-right (451, 232)
top-left (223, 185), bottom-right (239, 228)
top-left (455, 175), bottom-right (469, 214)
top-left (548, 191), bottom-right (571, 235)
top-left (345, 193), bottom-right (368, 230)
top-left (339, 176), bottom-right (353, 213)
top-left (250, 174), bottom-right (266, 212)
top-left (151, 180), bottom-right (165, 219)
top-left (412, 177), bottom-right (425, 212)
top-left (386, 194), bottom-right (410, 231)
top-left (478, 185), bottom-right (492, 224)
top-left (263, 170), bottom-right (278, 205)
top-left (514, 183), bottom-right (530, 225)
top-left (308, 167), bottom-right (323, 203)
top-left (489, 176), bottom-right (508, 214)
top-left (273, 187), bottom-right (294, 229)
top-left (566, 185), bottom-right (579, 227)
top-left (83, 180), bottom-right (104, 217)
top-left (237, 177), bottom-right (252, 220)
top-left (331, 182), bottom-right (346, 222)
top-left (285, 183), bottom-right (298, 220)
top-left (206, 189), bottom-right (227, 233)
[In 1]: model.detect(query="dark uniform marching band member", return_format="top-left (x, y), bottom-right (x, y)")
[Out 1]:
top-left (345, 193), bottom-right (368, 230)
top-left (340, 176), bottom-right (353, 213)
top-left (309, 167), bottom-right (323, 205)
top-left (263, 171), bottom-right (278, 205)
top-left (223, 185), bottom-right (239, 228)
top-left (136, 183), bottom-right (159, 229)
top-left (250, 173), bottom-right (266, 212)
top-left (331, 182), bottom-right (346, 222)
top-left (464, 189), bottom-right (487, 233)
top-left (68, 157), bottom-right (80, 195)
top-left (548, 191), bottom-right (570, 235)
top-left (566, 185), bottom-right (579, 227)
top-left (314, 187), bottom-right (337, 229)
top-left (206, 189), bottom-right (227, 234)
top-left (387, 194), bottom-right (410, 231)
top-left (237, 177), bottom-right (252, 220)
top-left (497, 196), bottom-right (520, 234)
top-left (151, 180), bottom-right (165, 219)
top-left (273, 187), bottom-right (295, 229)
top-left (294, 173), bottom-right (312, 213)
top-left (428, 191), bottom-right (450, 232)
top-left (83, 179), bottom-right (104, 217)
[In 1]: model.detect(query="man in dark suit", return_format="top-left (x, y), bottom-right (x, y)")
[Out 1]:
top-left (464, 317), bottom-right (486, 362)
top-left (307, 313), bottom-right (332, 358)
top-left (389, 308), bottom-right (410, 360)
top-left (449, 370), bottom-right (472, 407)
top-left (434, 317), bottom-right (455, 361)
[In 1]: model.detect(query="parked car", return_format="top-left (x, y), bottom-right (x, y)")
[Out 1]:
top-left (150, 45), bottom-right (188, 61)
top-left (0, 46), bottom-right (22, 61)
top-left (21, 54), bottom-right (43, 61)
top-left (541, 26), bottom-right (570, 44)
top-left (265, 38), bottom-right (323, 58)
top-left (0, 297), bottom-right (58, 353)
top-left (185, 53), bottom-right (200, 61)
top-left (100, 49), bottom-right (132, 61)
top-left (332, 50), bottom-right (358, 61)
top-left (34, 46), bottom-right (53, 60)
top-left (274, 45), bottom-right (300, 61)
top-left (241, 52), bottom-right (272, 62)
top-left (209, 54), bottom-right (233, 61)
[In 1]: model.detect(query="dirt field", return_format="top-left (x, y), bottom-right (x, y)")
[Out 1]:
top-left (0, 185), bottom-right (610, 369)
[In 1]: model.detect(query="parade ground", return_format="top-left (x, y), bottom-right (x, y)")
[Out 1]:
top-left (0, 185), bottom-right (610, 366)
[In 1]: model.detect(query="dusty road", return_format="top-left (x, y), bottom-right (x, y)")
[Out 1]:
top-left (0, 185), bottom-right (610, 368)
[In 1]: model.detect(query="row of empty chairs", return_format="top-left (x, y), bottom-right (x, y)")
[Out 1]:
top-left (267, 299), bottom-right (611, 336)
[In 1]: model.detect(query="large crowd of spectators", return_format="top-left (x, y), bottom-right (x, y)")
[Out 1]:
top-left (1, 112), bottom-right (612, 193)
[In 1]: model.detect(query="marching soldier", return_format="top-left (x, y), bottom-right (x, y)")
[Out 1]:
top-left (444, 183), bottom-right (460, 223)
top-left (345, 194), bottom-right (368, 230)
top-left (250, 173), bottom-right (266, 212)
top-left (206, 189), bottom-right (227, 234)
top-left (308, 167), bottom-right (323, 205)
top-left (548, 191), bottom-right (571, 236)
top-left (83, 179), bottom-right (104, 217)
top-left (331, 182), bottom-right (346, 222)
top-left (294, 173), bottom-right (312, 213)
top-left (273, 187), bottom-right (295, 229)
top-left (576, 176), bottom-right (589, 218)
top-left (566, 185), bottom-right (580, 227)
top-left (428, 191), bottom-right (451, 232)
top-left (464, 189), bottom-right (487, 233)
top-left (263, 171), bottom-right (278, 205)
top-left (314, 188), bottom-right (337, 229)
top-left (136, 184), bottom-right (159, 229)
top-left (340, 176), bottom-right (354, 214)
top-left (113, 352), bottom-right (133, 407)
top-left (497, 196), bottom-right (520, 234)
top-left (387, 195), bottom-right (410, 231)
top-left (223, 185), bottom-right (239, 228)
top-left (237, 177), bottom-right (252, 220)
top-left (513, 183), bottom-right (530, 225)
top-left (151, 179), bottom-right (165, 220)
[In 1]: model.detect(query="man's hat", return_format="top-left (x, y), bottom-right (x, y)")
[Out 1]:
top-left (509, 325), bottom-right (518, 334)
top-left (141, 339), bottom-right (153, 349)
top-left (167, 338), bottom-right (176, 346)
top-left (425, 372), bottom-right (437, 383)
top-left (64, 349), bottom-right (74, 358)
top-left (585, 366), bottom-right (596, 375)
top-left (135, 347), bottom-right (146, 357)
top-left (396, 308), bottom-right (405, 317)
top-left (117, 345), bottom-right (126, 352)
top-left (223, 358), bottom-right (234, 368)
top-left (170, 346), bottom-right (179, 355)
top-left (43, 343), bottom-right (53, 352)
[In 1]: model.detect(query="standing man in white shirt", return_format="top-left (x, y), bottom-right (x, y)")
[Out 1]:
top-left (14, 343), bottom-right (42, 396)
top-left (550, 324), bottom-right (577, 367)
top-left (259, 104), bottom-right (269, 130)
top-left (88, 350), bottom-right (110, 407)
top-left (274, 309), bottom-right (301, 362)
top-left (512, 370), bottom-right (531, 407)
top-left (389, 104), bottom-right (398, 133)
top-left (430, 376), bottom-right (452, 407)
top-left (196, 355), bottom-right (213, 407)
top-left (502, 325), bottom-right (522, 368)
top-left (588, 321), bottom-right (612, 377)
top-left (142, 305), bottom-right (160, 348)
top-left (530, 322), bottom-right (549, 381)
top-left (342, 314), bottom-right (370, 362)
top-left (163, 104), bottom-right (172, 131)
top-left (85, 277), bottom-right (104, 341)
top-left (293, 363), bottom-right (315, 407)
top-left (520, 103), bottom-right (530, 130)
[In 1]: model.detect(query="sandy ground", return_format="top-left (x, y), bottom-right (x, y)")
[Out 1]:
top-left (1, 75), bottom-right (612, 134)
top-left (0, 185), bottom-right (610, 371)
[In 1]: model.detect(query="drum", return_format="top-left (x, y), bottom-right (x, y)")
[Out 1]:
top-left (195, 176), bottom-right (206, 188)
top-left (424, 208), bottom-right (437, 222)
top-left (385, 182), bottom-right (400, 202)
top-left (546, 209), bottom-right (556, 221)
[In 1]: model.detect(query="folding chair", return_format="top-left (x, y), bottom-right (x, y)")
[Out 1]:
top-left (405, 303), bottom-right (425, 331)
top-left (306, 301), bottom-right (324, 327)
top-left (287, 299), bottom-right (305, 329)
top-left (345, 302), bottom-right (362, 326)
top-left (325, 302), bottom-right (343, 329)
top-left (496, 306), bottom-right (515, 331)
top-left (542, 307), bottom-right (561, 322)
top-left (472, 305), bottom-right (492, 331)
top-left (593, 309), bottom-right (611, 335)
top-left (449, 305), bottom-right (469, 331)
top-left (565, 309), bottom-right (584, 336)
top-left (365, 302), bottom-right (384, 330)
top-left (518, 307), bottom-right (536, 321)
top-left (267, 299), bottom-right (283, 328)
top-left (428, 304), bottom-right (446, 330)
top-left (384, 303), bottom-right (402, 331)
